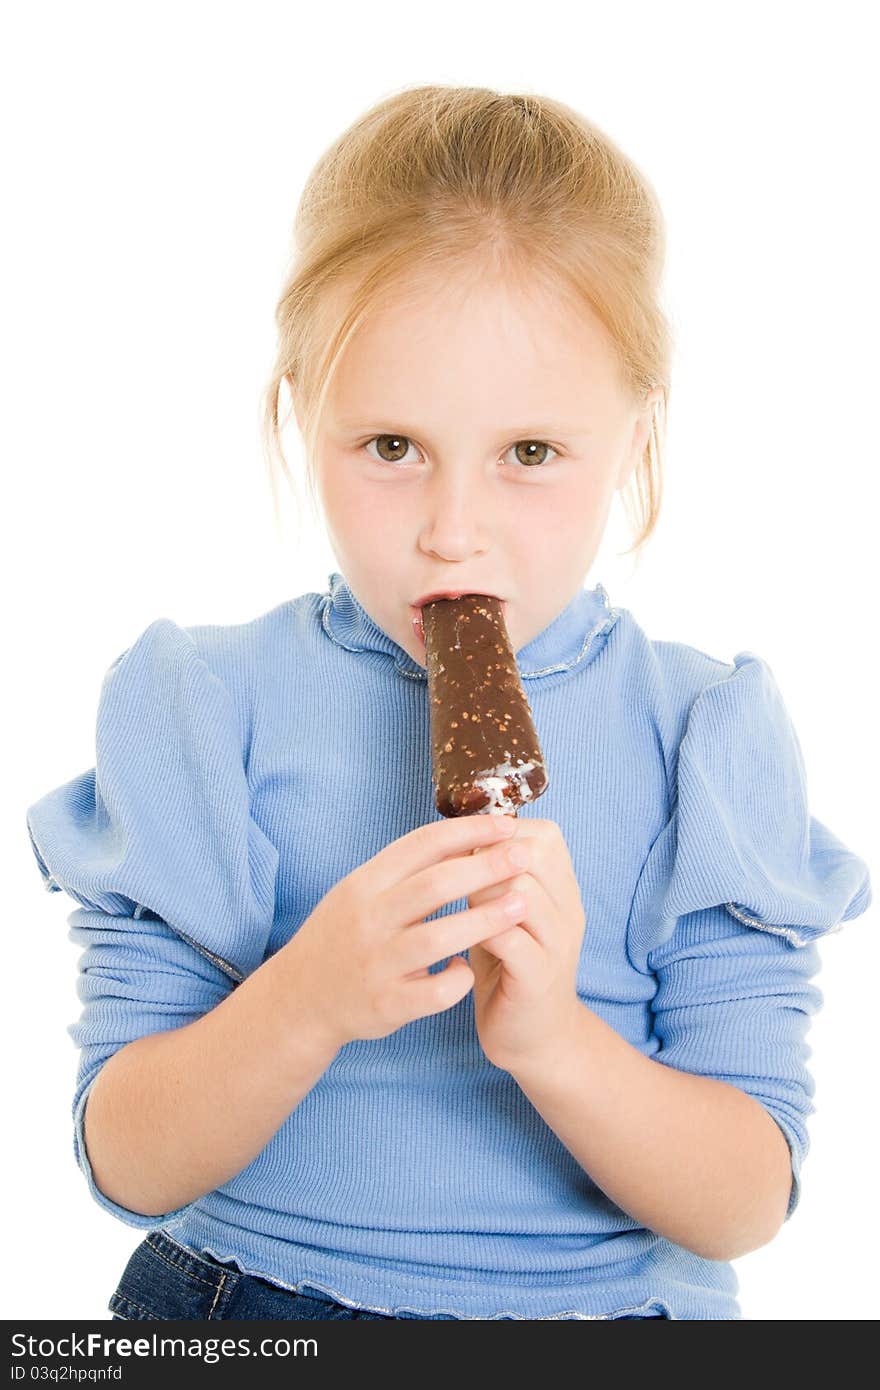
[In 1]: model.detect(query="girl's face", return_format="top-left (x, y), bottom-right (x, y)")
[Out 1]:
top-left (305, 264), bottom-right (659, 666)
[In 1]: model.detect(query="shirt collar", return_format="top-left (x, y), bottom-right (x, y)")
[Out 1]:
top-left (319, 572), bottom-right (620, 682)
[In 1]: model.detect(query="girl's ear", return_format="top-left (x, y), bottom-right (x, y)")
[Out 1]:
top-left (285, 374), bottom-right (305, 433)
top-left (617, 386), bottom-right (661, 492)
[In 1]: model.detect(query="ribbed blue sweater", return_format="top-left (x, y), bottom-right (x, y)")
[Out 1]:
top-left (26, 573), bottom-right (872, 1320)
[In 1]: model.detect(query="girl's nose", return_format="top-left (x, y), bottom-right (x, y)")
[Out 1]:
top-left (419, 472), bottom-right (494, 558)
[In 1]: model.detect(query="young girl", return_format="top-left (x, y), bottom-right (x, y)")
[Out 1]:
top-left (26, 85), bottom-right (871, 1323)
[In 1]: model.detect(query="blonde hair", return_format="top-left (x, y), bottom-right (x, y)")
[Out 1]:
top-left (261, 84), bottom-right (672, 558)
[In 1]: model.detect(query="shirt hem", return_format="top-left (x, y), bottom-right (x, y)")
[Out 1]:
top-left (158, 1212), bottom-right (740, 1318)
top-left (195, 1239), bottom-right (677, 1319)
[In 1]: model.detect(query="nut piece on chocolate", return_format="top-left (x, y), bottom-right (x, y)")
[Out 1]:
top-left (422, 594), bottom-right (549, 817)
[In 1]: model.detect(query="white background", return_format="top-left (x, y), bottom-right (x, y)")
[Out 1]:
top-left (5, 0), bottom-right (877, 1321)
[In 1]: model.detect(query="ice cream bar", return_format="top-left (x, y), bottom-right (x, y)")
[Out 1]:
top-left (422, 594), bottom-right (549, 817)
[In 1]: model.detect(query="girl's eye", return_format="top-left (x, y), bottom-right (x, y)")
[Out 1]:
top-left (365, 434), bottom-right (419, 464)
top-left (363, 434), bottom-right (558, 468)
top-left (503, 440), bottom-right (558, 468)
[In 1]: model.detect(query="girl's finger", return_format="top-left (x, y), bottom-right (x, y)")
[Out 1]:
top-left (362, 813), bottom-right (516, 895)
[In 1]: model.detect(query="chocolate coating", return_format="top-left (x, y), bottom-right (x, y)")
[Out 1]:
top-left (422, 594), bottom-right (549, 817)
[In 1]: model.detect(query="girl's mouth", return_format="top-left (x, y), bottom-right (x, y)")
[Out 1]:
top-left (410, 596), bottom-right (506, 648)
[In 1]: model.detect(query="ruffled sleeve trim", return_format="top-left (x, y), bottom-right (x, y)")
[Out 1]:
top-left (628, 651), bottom-right (872, 963)
top-left (26, 617), bottom-right (280, 984)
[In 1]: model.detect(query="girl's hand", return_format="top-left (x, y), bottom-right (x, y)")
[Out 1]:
top-left (467, 818), bottom-right (587, 1072)
top-left (278, 813), bottom-right (532, 1049)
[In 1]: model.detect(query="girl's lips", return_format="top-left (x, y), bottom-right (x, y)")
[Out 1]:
top-left (410, 597), bottom-right (506, 648)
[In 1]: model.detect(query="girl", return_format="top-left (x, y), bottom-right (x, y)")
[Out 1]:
top-left (26, 85), bottom-right (871, 1322)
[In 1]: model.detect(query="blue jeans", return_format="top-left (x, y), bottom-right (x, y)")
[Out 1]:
top-left (109, 1231), bottom-right (667, 1320)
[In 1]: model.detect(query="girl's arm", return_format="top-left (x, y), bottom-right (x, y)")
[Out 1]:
top-left (507, 1002), bottom-right (792, 1262)
top-left (83, 946), bottom-right (341, 1219)
top-left (508, 647), bottom-right (870, 1262)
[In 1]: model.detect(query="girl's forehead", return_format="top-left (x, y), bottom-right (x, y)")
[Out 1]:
top-left (319, 251), bottom-right (605, 345)
top-left (326, 275), bottom-right (624, 418)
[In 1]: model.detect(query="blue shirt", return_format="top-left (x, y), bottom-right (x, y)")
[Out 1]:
top-left (26, 573), bottom-right (872, 1320)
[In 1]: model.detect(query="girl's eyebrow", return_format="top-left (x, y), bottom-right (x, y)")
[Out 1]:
top-left (333, 416), bottom-right (589, 437)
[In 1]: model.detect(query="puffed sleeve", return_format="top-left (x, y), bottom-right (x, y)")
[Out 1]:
top-left (25, 618), bottom-right (280, 1228)
top-left (627, 651), bottom-right (872, 1221)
